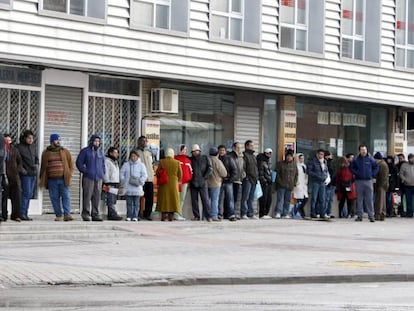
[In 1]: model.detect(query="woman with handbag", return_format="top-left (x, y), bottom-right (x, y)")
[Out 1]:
top-left (156, 148), bottom-right (182, 221)
top-left (120, 151), bottom-right (147, 221)
top-left (336, 155), bottom-right (356, 218)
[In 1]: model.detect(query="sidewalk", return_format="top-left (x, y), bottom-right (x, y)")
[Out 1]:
top-left (1, 216), bottom-right (414, 288)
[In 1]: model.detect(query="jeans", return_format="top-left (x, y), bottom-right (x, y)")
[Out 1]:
top-left (20, 175), bottom-right (36, 217)
top-left (48, 178), bottom-right (71, 217)
top-left (355, 179), bottom-right (375, 219)
top-left (126, 195), bottom-right (140, 219)
top-left (219, 182), bottom-right (235, 219)
top-left (209, 186), bottom-right (221, 220)
top-left (275, 188), bottom-right (292, 216)
top-left (310, 181), bottom-right (326, 217)
top-left (233, 183), bottom-right (242, 217)
top-left (190, 185), bottom-right (211, 219)
top-left (241, 179), bottom-right (256, 217)
top-left (325, 186), bottom-right (335, 216)
top-left (405, 186), bottom-right (414, 217)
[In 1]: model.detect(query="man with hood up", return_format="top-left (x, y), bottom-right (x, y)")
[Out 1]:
top-left (76, 134), bottom-right (105, 221)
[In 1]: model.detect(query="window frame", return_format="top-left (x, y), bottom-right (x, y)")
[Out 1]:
top-left (0, 0), bottom-right (12, 10)
top-left (130, 0), bottom-right (190, 37)
top-left (39, 0), bottom-right (107, 24)
top-left (395, 0), bottom-right (414, 70)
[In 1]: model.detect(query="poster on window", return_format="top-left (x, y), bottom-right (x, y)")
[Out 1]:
top-left (141, 118), bottom-right (160, 161)
top-left (374, 139), bottom-right (387, 156)
top-left (393, 133), bottom-right (405, 155)
top-left (317, 111), bottom-right (329, 124)
top-left (330, 112), bottom-right (342, 125)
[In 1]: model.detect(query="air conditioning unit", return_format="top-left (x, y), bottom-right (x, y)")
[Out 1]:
top-left (151, 88), bottom-right (179, 113)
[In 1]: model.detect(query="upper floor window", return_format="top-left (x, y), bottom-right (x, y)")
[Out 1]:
top-left (40, 0), bottom-right (106, 20)
top-left (130, 0), bottom-right (188, 33)
top-left (210, 0), bottom-right (261, 44)
top-left (0, 0), bottom-right (12, 9)
top-left (396, 0), bottom-right (414, 69)
top-left (279, 0), bottom-right (324, 53)
top-left (341, 0), bottom-right (380, 63)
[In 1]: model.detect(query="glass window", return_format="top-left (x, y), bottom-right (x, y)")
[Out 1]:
top-left (41, 0), bottom-right (106, 19)
top-left (396, 0), bottom-right (414, 68)
top-left (341, 0), bottom-right (380, 63)
top-left (210, 0), bottom-right (261, 44)
top-left (280, 0), bottom-right (324, 54)
top-left (131, 0), bottom-right (189, 33)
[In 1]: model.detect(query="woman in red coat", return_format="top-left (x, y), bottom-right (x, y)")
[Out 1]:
top-left (336, 155), bottom-right (357, 218)
top-left (174, 144), bottom-right (193, 220)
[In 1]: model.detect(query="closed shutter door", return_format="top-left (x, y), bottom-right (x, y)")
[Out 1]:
top-left (235, 106), bottom-right (261, 152)
top-left (43, 85), bottom-right (82, 214)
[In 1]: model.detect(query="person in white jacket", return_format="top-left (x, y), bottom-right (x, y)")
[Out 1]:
top-left (120, 151), bottom-right (147, 221)
top-left (293, 153), bottom-right (308, 218)
top-left (102, 147), bottom-right (123, 220)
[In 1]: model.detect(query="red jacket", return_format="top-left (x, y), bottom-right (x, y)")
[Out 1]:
top-left (336, 166), bottom-right (357, 200)
top-left (175, 154), bottom-right (193, 184)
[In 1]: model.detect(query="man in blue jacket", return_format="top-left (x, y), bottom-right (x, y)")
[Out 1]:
top-left (350, 144), bottom-right (379, 222)
top-left (76, 134), bottom-right (105, 221)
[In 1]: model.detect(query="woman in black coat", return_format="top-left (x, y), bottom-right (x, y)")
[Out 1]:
top-left (385, 156), bottom-right (399, 217)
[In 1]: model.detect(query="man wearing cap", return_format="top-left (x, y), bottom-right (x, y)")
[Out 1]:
top-left (257, 148), bottom-right (273, 219)
top-left (399, 153), bottom-right (414, 218)
top-left (373, 152), bottom-right (389, 221)
top-left (40, 134), bottom-right (74, 221)
top-left (189, 144), bottom-right (212, 221)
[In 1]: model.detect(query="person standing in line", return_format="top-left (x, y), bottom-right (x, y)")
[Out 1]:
top-left (336, 156), bottom-right (356, 218)
top-left (398, 153), bottom-right (414, 218)
top-left (217, 145), bottom-right (237, 221)
top-left (174, 144), bottom-right (192, 221)
top-left (0, 133), bottom-right (5, 224)
top-left (385, 155), bottom-right (399, 217)
top-left (373, 152), bottom-right (389, 221)
top-left (257, 148), bottom-right (273, 219)
top-left (102, 147), bottom-right (123, 221)
top-left (189, 144), bottom-right (212, 221)
top-left (241, 140), bottom-right (259, 220)
top-left (397, 153), bottom-right (407, 217)
top-left (39, 134), bottom-right (74, 221)
top-left (2, 134), bottom-right (23, 222)
top-left (228, 142), bottom-right (245, 219)
top-left (207, 147), bottom-right (227, 221)
top-left (16, 129), bottom-right (38, 221)
top-left (307, 149), bottom-right (330, 219)
top-left (76, 134), bottom-right (105, 222)
top-left (120, 150), bottom-right (147, 221)
top-left (293, 153), bottom-right (308, 218)
top-left (349, 144), bottom-right (379, 222)
top-left (324, 151), bottom-right (336, 218)
top-left (274, 150), bottom-right (298, 219)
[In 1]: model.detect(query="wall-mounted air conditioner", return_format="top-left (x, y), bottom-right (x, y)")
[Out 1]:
top-left (151, 88), bottom-right (179, 113)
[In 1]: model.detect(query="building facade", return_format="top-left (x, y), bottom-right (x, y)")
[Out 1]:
top-left (0, 0), bottom-right (412, 214)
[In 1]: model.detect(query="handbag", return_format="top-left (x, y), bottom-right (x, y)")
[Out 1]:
top-left (157, 161), bottom-right (169, 185)
top-left (253, 180), bottom-right (263, 200)
top-left (129, 165), bottom-right (140, 187)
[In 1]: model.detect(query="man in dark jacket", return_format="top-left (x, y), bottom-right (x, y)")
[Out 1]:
top-left (324, 151), bottom-right (336, 218)
top-left (76, 134), bottom-right (105, 221)
top-left (16, 129), bottom-right (38, 221)
top-left (308, 149), bottom-right (330, 219)
top-left (241, 140), bottom-right (259, 219)
top-left (373, 152), bottom-right (389, 221)
top-left (189, 144), bottom-right (212, 221)
top-left (350, 144), bottom-right (379, 222)
top-left (257, 148), bottom-right (273, 219)
top-left (275, 150), bottom-right (298, 218)
top-left (0, 133), bottom-right (5, 223)
top-left (218, 145), bottom-right (237, 221)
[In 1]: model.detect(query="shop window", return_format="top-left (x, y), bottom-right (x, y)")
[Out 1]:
top-left (396, 0), bottom-right (414, 69)
top-left (210, 0), bottom-right (261, 44)
top-left (40, 0), bottom-right (106, 20)
top-left (341, 0), bottom-right (380, 63)
top-left (130, 0), bottom-right (188, 33)
top-left (279, 0), bottom-right (324, 54)
top-left (0, 0), bottom-right (12, 9)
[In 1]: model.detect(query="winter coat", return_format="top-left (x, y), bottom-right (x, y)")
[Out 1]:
top-left (308, 156), bottom-right (329, 183)
top-left (399, 162), bottom-right (414, 186)
top-left (175, 154), bottom-right (192, 184)
top-left (336, 164), bottom-right (357, 201)
top-left (276, 160), bottom-right (298, 191)
top-left (156, 157), bottom-right (182, 213)
top-left (349, 154), bottom-right (379, 180)
top-left (0, 135), bottom-right (4, 175)
top-left (243, 149), bottom-right (258, 184)
top-left (257, 153), bottom-right (272, 186)
top-left (16, 137), bottom-right (38, 177)
top-left (104, 156), bottom-right (119, 185)
top-left (228, 150), bottom-right (245, 184)
top-left (326, 158), bottom-right (336, 187)
top-left (5, 145), bottom-right (23, 183)
top-left (120, 159), bottom-right (147, 196)
top-left (386, 161), bottom-right (399, 192)
top-left (39, 146), bottom-right (74, 189)
top-left (135, 147), bottom-right (154, 181)
top-left (76, 134), bottom-right (105, 181)
top-left (207, 155), bottom-right (227, 188)
top-left (293, 161), bottom-right (308, 199)
top-left (375, 159), bottom-right (389, 192)
top-left (219, 153), bottom-right (237, 184)
top-left (190, 154), bottom-right (212, 188)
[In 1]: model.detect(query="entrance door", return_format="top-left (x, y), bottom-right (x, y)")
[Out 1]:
top-left (43, 85), bottom-right (82, 214)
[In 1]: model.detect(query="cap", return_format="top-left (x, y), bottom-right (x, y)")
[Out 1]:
top-left (264, 148), bottom-right (273, 153)
top-left (209, 147), bottom-right (218, 156)
top-left (191, 144), bottom-right (201, 152)
top-left (50, 133), bottom-right (60, 144)
top-left (373, 152), bottom-right (383, 160)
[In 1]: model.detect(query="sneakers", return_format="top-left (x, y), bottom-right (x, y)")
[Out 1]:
top-left (260, 215), bottom-right (272, 220)
top-left (241, 215), bottom-right (249, 220)
top-left (54, 216), bottom-right (63, 221)
top-left (132, 218), bottom-right (138, 222)
top-left (126, 217), bottom-right (131, 221)
top-left (249, 216), bottom-right (259, 220)
top-left (175, 215), bottom-right (186, 221)
top-left (64, 215), bottom-right (73, 221)
top-left (274, 213), bottom-right (281, 219)
top-left (282, 215), bottom-right (291, 219)
top-left (323, 214), bottom-right (330, 220)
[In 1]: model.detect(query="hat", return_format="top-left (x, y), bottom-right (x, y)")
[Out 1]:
top-left (209, 147), bottom-right (218, 156)
top-left (264, 148), bottom-right (273, 153)
top-left (373, 152), bottom-right (383, 160)
top-left (191, 144), bottom-right (201, 152)
top-left (50, 133), bottom-right (60, 144)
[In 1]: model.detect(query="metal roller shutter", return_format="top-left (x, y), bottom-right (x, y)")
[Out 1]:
top-left (43, 85), bottom-right (82, 214)
top-left (235, 106), bottom-right (261, 152)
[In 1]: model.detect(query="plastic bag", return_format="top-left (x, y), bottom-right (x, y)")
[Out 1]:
top-left (253, 181), bottom-right (263, 200)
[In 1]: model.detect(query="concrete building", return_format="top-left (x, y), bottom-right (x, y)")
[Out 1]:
top-left (0, 0), bottom-right (412, 215)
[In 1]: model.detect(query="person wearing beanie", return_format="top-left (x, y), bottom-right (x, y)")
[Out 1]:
top-left (207, 146), bottom-right (227, 221)
top-left (374, 152), bottom-right (383, 160)
top-left (40, 134), bottom-right (74, 221)
top-left (373, 152), bottom-right (389, 221)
